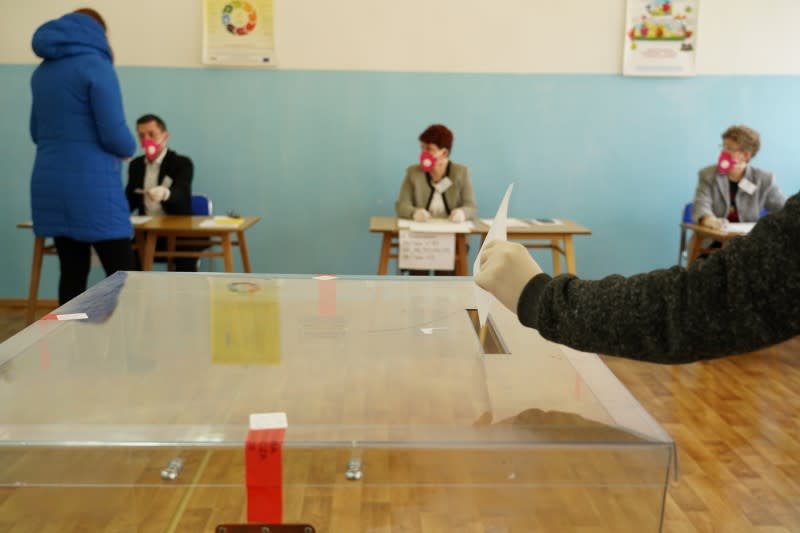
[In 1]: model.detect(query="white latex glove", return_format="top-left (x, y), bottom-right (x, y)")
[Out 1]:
top-left (146, 185), bottom-right (171, 203)
top-left (475, 240), bottom-right (543, 315)
top-left (700, 215), bottom-right (722, 230)
top-left (413, 208), bottom-right (431, 222)
top-left (449, 208), bottom-right (465, 223)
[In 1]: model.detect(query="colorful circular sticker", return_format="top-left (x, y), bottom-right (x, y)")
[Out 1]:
top-left (222, 1), bottom-right (257, 36)
top-left (227, 281), bottom-right (261, 293)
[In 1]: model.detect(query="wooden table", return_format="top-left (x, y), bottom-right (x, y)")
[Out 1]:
top-left (369, 216), bottom-right (592, 276)
top-left (473, 219), bottom-right (592, 275)
top-left (134, 216), bottom-right (260, 273)
top-left (681, 223), bottom-right (749, 266)
top-left (17, 216), bottom-right (260, 325)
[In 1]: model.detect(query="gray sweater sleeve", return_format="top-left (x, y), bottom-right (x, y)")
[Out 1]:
top-left (517, 192), bottom-right (800, 363)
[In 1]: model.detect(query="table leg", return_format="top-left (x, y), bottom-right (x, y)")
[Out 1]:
top-left (222, 233), bottom-right (234, 272)
top-left (26, 236), bottom-right (45, 325)
top-left (687, 234), bottom-right (702, 266)
top-left (564, 236), bottom-right (577, 274)
top-left (456, 234), bottom-right (468, 275)
top-left (166, 235), bottom-right (176, 272)
top-left (378, 232), bottom-right (392, 275)
top-left (550, 239), bottom-right (562, 275)
top-left (142, 231), bottom-right (157, 271)
top-left (237, 230), bottom-right (252, 273)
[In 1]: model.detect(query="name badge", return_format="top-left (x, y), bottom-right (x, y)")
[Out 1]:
top-left (739, 178), bottom-right (756, 195)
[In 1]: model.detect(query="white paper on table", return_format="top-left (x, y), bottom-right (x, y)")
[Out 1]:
top-left (409, 220), bottom-right (473, 233)
top-left (130, 215), bottom-right (152, 225)
top-left (724, 222), bottom-right (756, 234)
top-left (481, 217), bottom-right (529, 228)
top-left (473, 184), bottom-right (514, 327)
top-left (398, 231), bottom-right (456, 270)
top-left (199, 216), bottom-right (244, 228)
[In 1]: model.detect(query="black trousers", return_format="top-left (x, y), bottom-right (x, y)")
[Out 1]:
top-left (53, 236), bottom-right (135, 305)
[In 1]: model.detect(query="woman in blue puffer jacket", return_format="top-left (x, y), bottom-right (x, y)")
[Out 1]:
top-left (30, 8), bottom-right (137, 305)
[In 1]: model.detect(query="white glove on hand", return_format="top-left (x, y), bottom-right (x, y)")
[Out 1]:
top-left (413, 208), bottom-right (431, 222)
top-left (700, 215), bottom-right (722, 230)
top-left (474, 240), bottom-right (543, 315)
top-left (146, 186), bottom-right (171, 203)
top-left (449, 208), bottom-right (466, 223)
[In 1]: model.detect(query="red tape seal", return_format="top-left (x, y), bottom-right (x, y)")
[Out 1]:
top-left (245, 413), bottom-right (287, 523)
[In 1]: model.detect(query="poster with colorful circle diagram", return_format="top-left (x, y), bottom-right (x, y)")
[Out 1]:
top-left (203, 0), bottom-right (275, 66)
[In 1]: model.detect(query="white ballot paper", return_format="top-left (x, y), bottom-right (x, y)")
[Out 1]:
top-left (473, 184), bottom-right (513, 327)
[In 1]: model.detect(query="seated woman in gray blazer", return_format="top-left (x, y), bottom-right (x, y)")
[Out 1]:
top-left (395, 124), bottom-right (477, 222)
top-left (692, 124), bottom-right (786, 229)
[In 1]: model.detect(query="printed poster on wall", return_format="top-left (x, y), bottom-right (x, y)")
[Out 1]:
top-left (623, 0), bottom-right (698, 76)
top-left (203, 0), bottom-right (275, 66)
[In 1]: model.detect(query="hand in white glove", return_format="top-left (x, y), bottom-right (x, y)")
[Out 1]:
top-left (474, 240), bottom-right (543, 315)
top-left (413, 208), bottom-right (431, 222)
top-left (146, 186), bottom-right (171, 203)
top-left (449, 208), bottom-right (466, 223)
top-left (700, 215), bottom-right (722, 230)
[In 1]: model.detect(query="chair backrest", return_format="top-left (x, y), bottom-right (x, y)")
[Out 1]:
top-left (191, 193), bottom-right (213, 216)
top-left (682, 202), bottom-right (693, 223)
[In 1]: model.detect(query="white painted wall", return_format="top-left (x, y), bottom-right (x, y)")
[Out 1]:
top-left (1, 0), bottom-right (799, 74)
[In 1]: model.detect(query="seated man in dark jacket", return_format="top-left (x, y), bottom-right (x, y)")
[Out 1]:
top-left (476, 191), bottom-right (800, 363)
top-left (126, 114), bottom-right (201, 272)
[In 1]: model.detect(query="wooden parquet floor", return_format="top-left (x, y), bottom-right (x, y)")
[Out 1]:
top-left (603, 336), bottom-right (800, 532)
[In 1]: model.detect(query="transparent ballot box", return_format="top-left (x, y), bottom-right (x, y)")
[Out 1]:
top-left (0, 272), bottom-right (675, 532)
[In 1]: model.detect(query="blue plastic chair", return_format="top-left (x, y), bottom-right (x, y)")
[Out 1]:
top-left (677, 202), bottom-right (693, 265)
top-left (191, 193), bottom-right (213, 216)
top-left (190, 193), bottom-right (214, 270)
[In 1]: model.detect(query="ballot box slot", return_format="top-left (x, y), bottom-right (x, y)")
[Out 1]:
top-left (466, 309), bottom-right (509, 354)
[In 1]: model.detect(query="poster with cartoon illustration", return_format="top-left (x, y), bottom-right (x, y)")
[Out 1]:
top-left (203, 0), bottom-right (275, 66)
top-left (623, 0), bottom-right (698, 76)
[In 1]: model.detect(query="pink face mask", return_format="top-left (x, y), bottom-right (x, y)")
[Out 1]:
top-left (419, 151), bottom-right (437, 172)
top-left (142, 138), bottom-right (162, 162)
top-left (717, 151), bottom-right (735, 174)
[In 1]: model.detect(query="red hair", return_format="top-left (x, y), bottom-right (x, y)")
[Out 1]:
top-left (73, 8), bottom-right (107, 32)
top-left (419, 124), bottom-right (454, 152)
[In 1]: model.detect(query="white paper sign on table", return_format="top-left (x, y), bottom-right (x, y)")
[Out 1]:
top-left (398, 231), bottom-right (456, 271)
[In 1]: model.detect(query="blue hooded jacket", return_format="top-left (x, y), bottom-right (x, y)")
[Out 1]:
top-left (30, 13), bottom-right (136, 241)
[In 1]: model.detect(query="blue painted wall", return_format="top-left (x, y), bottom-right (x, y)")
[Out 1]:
top-left (3, 64), bottom-right (800, 298)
